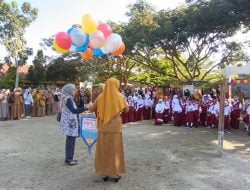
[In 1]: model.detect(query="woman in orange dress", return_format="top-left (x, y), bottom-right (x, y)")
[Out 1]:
top-left (89, 77), bottom-right (129, 182)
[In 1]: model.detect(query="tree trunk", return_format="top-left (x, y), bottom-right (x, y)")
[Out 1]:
top-left (15, 57), bottom-right (19, 88)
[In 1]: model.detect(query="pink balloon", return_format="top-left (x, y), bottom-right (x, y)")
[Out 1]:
top-left (55, 32), bottom-right (72, 50)
top-left (98, 23), bottom-right (112, 38)
top-left (89, 30), bottom-right (105, 49)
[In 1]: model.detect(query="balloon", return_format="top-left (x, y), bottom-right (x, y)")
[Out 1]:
top-left (98, 23), bottom-right (112, 38)
top-left (93, 48), bottom-right (106, 58)
top-left (68, 27), bottom-right (87, 47)
top-left (104, 33), bottom-right (123, 53)
top-left (76, 44), bottom-right (88, 52)
top-left (81, 14), bottom-right (98, 34)
top-left (55, 32), bottom-right (72, 50)
top-left (112, 42), bottom-right (125, 56)
top-left (82, 48), bottom-right (93, 60)
top-left (89, 30), bottom-right (105, 49)
top-left (53, 40), bottom-right (69, 54)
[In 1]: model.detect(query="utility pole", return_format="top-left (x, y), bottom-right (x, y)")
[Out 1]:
top-left (218, 80), bottom-right (226, 155)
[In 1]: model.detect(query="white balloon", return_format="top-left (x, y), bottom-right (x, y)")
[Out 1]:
top-left (104, 33), bottom-right (122, 53)
top-left (69, 27), bottom-right (87, 47)
top-left (89, 30), bottom-right (105, 49)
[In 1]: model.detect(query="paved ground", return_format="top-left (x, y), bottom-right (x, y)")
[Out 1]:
top-left (0, 116), bottom-right (250, 190)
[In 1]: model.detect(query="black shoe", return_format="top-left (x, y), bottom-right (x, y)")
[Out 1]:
top-left (102, 175), bottom-right (109, 182)
top-left (114, 175), bottom-right (121, 182)
top-left (65, 160), bottom-right (78, 165)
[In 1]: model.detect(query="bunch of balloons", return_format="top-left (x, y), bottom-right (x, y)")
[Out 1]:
top-left (53, 14), bottom-right (125, 60)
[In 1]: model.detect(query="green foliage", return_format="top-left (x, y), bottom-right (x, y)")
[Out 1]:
top-left (0, 0), bottom-right (38, 87)
top-left (26, 50), bottom-right (46, 85)
top-left (46, 56), bottom-right (79, 82)
top-left (123, 0), bottom-right (250, 85)
top-left (0, 66), bottom-right (16, 89)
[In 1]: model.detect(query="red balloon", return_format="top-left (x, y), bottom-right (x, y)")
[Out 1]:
top-left (98, 23), bottom-right (112, 38)
top-left (82, 48), bottom-right (93, 60)
top-left (112, 43), bottom-right (125, 56)
top-left (55, 32), bottom-right (72, 50)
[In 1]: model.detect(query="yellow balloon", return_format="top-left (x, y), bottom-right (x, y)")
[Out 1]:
top-left (81, 14), bottom-right (98, 34)
top-left (53, 40), bottom-right (69, 54)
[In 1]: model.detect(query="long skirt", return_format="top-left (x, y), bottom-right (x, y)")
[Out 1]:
top-left (193, 110), bottom-right (199, 127)
top-left (122, 112), bottom-right (128, 124)
top-left (200, 110), bottom-right (207, 126)
top-left (53, 101), bottom-right (60, 114)
top-left (154, 112), bottom-right (163, 126)
top-left (186, 111), bottom-right (194, 124)
top-left (143, 107), bottom-right (151, 120)
top-left (230, 110), bottom-right (241, 129)
top-left (128, 107), bottom-right (135, 122)
top-left (136, 108), bottom-right (143, 121)
top-left (224, 115), bottom-right (230, 131)
top-left (95, 132), bottom-right (125, 176)
top-left (163, 109), bottom-right (170, 124)
top-left (0, 102), bottom-right (10, 119)
top-left (173, 112), bottom-right (182, 127)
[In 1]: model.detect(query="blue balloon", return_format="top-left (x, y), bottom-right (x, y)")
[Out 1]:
top-left (68, 27), bottom-right (87, 47)
top-left (67, 27), bottom-right (73, 34)
top-left (76, 45), bottom-right (88, 52)
top-left (93, 48), bottom-right (105, 58)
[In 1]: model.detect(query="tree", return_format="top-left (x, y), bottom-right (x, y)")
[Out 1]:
top-left (46, 56), bottom-right (79, 83)
top-left (26, 50), bottom-right (46, 86)
top-left (124, 0), bottom-right (250, 84)
top-left (0, 0), bottom-right (38, 88)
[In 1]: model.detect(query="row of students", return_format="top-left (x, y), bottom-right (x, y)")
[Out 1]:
top-left (121, 92), bottom-right (249, 135)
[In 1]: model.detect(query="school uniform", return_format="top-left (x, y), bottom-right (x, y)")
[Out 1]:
top-left (172, 95), bottom-right (183, 127)
top-left (185, 103), bottom-right (195, 128)
top-left (163, 99), bottom-right (170, 124)
top-left (128, 96), bottom-right (135, 122)
top-left (207, 102), bottom-right (220, 128)
top-left (144, 97), bottom-right (152, 120)
top-left (193, 102), bottom-right (202, 127)
top-left (224, 104), bottom-right (232, 132)
top-left (230, 100), bottom-right (242, 129)
top-left (154, 102), bottom-right (164, 126)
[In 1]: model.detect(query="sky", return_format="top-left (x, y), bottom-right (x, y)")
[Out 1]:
top-left (1, 0), bottom-right (185, 62)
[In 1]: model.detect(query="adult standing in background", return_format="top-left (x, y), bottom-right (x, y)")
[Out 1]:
top-left (53, 88), bottom-right (61, 114)
top-left (0, 89), bottom-right (10, 121)
top-left (89, 77), bottom-right (129, 182)
top-left (23, 88), bottom-right (33, 119)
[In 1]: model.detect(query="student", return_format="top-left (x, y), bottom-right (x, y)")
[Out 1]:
top-left (154, 99), bottom-right (165, 126)
top-left (185, 98), bottom-right (195, 128)
top-left (224, 100), bottom-right (232, 133)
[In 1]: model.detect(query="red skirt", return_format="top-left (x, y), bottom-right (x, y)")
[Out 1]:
top-left (186, 111), bottom-right (194, 123)
top-left (128, 107), bottom-right (135, 122)
top-left (154, 112), bottom-right (163, 126)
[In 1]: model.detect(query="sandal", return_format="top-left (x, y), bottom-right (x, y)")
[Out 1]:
top-left (114, 175), bottom-right (121, 182)
top-left (102, 175), bottom-right (109, 182)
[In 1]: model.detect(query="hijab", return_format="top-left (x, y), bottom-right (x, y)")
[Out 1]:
top-left (60, 84), bottom-right (75, 108)
top-left (97, 78), bottom-right (127, 127)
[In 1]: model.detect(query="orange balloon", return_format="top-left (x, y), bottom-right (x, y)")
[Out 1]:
top-left (112, 43), bottom-right (125, 56)
top-left (82, 48), bottom-right (93, 60)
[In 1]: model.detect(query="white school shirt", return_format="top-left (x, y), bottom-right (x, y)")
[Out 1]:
top-left (224, 105), bottom-right (231, 116)
top-left (144, 98), bottom-right (152, 107)
top-left (155, 103), bottom-right (165, 113)
top-left (208, 103), bottom-right (220, 116)
top-left (172, 98), bottom-right (182, 113)
top-left (186, 104), bottom-right (195, 113)
top-left (164, 100), bottom-right (170, 110)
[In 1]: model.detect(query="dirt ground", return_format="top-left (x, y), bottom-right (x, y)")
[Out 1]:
top-left (0, 116), bottom-right (249, 190)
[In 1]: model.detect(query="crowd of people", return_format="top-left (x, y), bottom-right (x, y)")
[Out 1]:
top-left (1, 85), bottom-right (249, 136)
top-left (0, 87), bottom-right (91, 121)
top-left (120, 87), bottom-right (250, 135)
